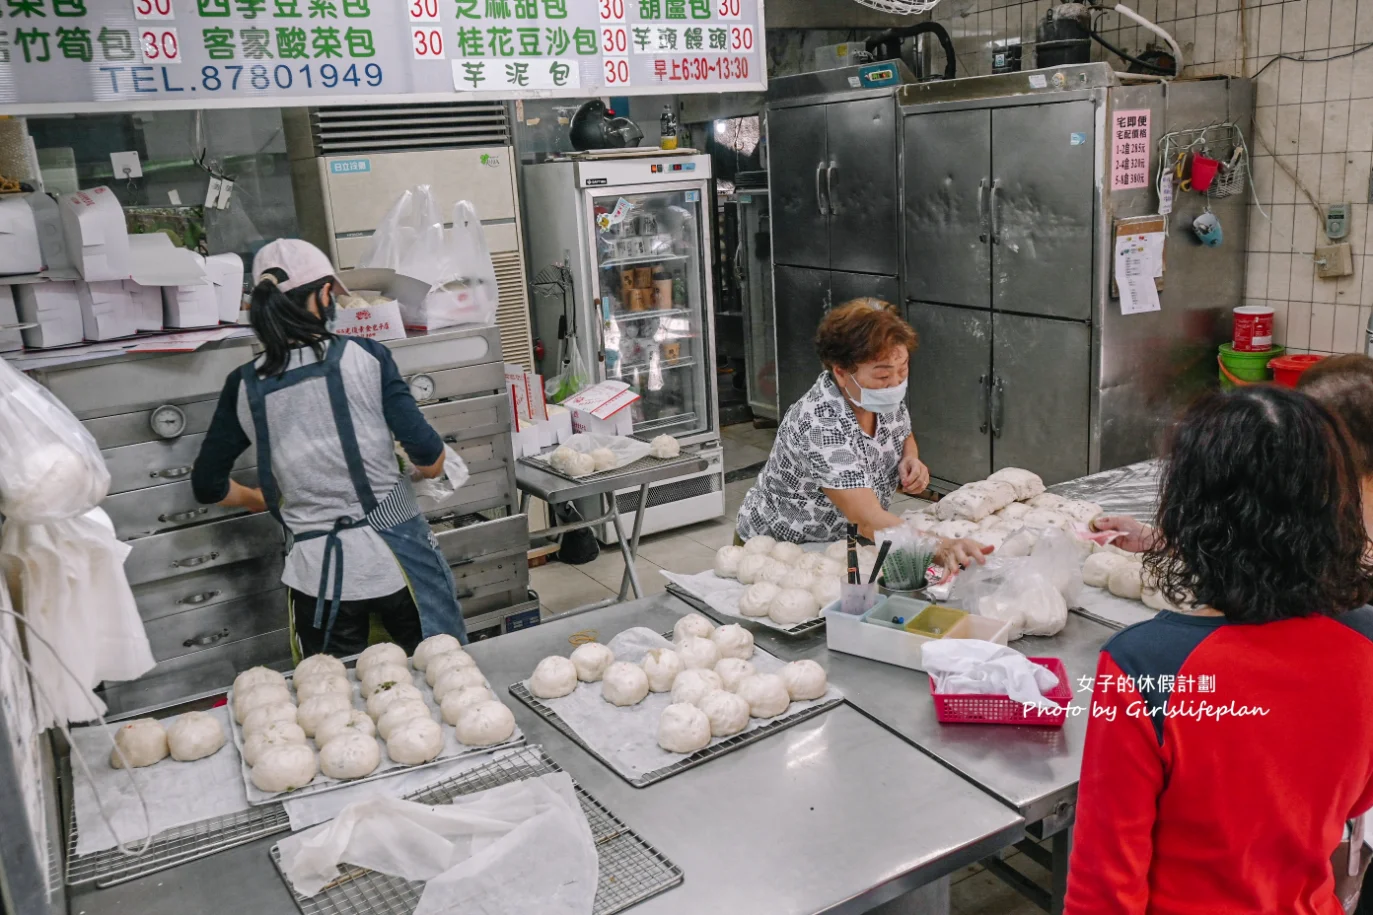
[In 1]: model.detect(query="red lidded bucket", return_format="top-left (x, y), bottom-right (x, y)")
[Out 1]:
top-left (1269, 353), bottom-right (1326, 388)
top-left (1233, 305), bottom-right (1275, 352)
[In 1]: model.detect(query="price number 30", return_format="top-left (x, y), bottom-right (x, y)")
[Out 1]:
top-left (133, 0), bottom-right (174, 19)
top-left (140, 27), bottom-right (181, 63)
top-left (412, 27), bottom-right (444, 59)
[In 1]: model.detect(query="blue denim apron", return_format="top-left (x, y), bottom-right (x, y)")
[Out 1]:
top-left (240, 339), bottom-right (467, 652)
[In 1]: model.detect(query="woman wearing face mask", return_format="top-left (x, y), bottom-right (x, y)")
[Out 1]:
top-left (735, 299), bottom-right (990, 568)
top-left (191, 239), bottom-right (466, 658)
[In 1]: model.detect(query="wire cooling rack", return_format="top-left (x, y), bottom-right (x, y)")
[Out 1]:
top-left (269, 745), bottom-right (682, 915)
top-left (664, 582), bottom-right (828, 638)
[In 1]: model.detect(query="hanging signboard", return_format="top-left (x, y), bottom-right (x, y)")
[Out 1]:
top-left (0, 0), bottom-right (766, 114)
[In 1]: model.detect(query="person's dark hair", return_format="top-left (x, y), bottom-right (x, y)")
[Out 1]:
top-left (1297, 354), bottom-right (1373, 477)
top-left (1145, 386), bottom-right (1373, 622)
top-left (248, 269), bottom-right (334, 377)
top-left (814, 298), bottom-right (918, 371)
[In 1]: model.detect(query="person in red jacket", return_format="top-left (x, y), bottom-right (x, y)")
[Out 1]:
top-left (1064, 386), bottom-right (1373, 915)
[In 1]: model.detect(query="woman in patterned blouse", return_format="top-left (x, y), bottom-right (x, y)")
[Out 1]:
top-left (736, 299), bottom-right (990, 569)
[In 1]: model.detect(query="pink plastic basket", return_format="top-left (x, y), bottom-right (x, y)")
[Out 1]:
top-left (929, 657), bottom-right (1072, 728)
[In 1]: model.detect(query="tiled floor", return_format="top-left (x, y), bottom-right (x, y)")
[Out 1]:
top-left (527, 421), bottom-right (1045, 915)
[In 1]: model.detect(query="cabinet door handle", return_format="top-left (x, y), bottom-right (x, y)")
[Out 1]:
top-left (172, 551), bottom-right (219, 569)
top-left (183, 629), bottom-right (230, 648)
top-left (454, 587), bottom-right (476, 600)
top-left (978, 373), bottom-right (990, 434)
top-left (977, 178), bottom-right (989, 244)
top-left (178, 590), bottom-right (222, 606)
top-left (815, 164), bottom-right (829, 217)
top-left (826, 164), bottom-right (838, 215)
top-left (991, 377), bottom-right (1006, 438)
top-left (151, 466), bottom-right (193, 480)
top-left (159, 507), bottom-right (209, 524)
top-left (989, 179), bottom-right (1002, 245)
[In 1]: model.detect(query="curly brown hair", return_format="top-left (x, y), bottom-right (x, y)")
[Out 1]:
top-left (1144, 387), bottom-right (1373, 622)
top-left (814, 298), bottom-right (918, 372)
top-left (1297, 354), bottom-right (1373, 476)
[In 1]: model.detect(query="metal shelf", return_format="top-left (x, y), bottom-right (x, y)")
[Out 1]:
top-left (598, 254), bottom-right (689, 269)
top-left (609, 307), bottom-right (691, 322)
top-left (612, 357), bottom-right (698, 375)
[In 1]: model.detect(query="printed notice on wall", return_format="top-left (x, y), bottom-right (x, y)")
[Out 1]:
top-left (1115, 233), bottom-right (1163, 315)
top-left (1111, 109), bottom-right (1151, 190)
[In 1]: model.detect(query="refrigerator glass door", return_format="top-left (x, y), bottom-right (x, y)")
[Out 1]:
top-left (739, 194), bottom-right (778, 420)
top-left (586, 183), bottom-right (714, 442)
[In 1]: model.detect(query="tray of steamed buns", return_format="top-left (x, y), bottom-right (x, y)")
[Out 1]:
top-left (507, 613), bottom-right (844, 788)
top-left (227, 635), bottom-right (524, 804)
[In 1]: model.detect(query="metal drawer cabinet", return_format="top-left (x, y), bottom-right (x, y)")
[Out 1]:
top-left (143, 589), bottom-right (289, 664)
top-left (82, 398), bottom-right (219, 450)
top-left (28, 345), bottom-right (250, 421)
top-left (123, 513), bottom-right (284, 587)
top-left (103, 432), bottom-right (256, 496)
top-left (416, 362), bottom-right (505, 405)
top-left (131, 555), bottom-right (284, 623)
top-left (453, 552), bottom-right (530, 617)
top-left (433, 512), bottom-right (527, 564)
top-left (387, 325), bottom-right (501, 379)
top-left (104, 470), bottom-right (259, 540)
top-left (99, 628), bottom-right (291, 718)
top-left (422, 393), bottom-right (509, 442)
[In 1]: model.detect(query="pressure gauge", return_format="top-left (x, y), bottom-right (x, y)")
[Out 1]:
top-left (409, 373), bottom-right (436, 402)
top-left (150, 404), bottom-right (187, 439)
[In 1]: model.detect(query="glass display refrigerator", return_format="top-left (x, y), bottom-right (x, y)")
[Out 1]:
top-left (523, 151), bottom-right (725, 538)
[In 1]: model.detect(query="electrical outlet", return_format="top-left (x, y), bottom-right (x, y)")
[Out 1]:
top-left (1315, 243), bottom-right (1354, 279)
top-left (1326, 203), bottom-right (1351, 240)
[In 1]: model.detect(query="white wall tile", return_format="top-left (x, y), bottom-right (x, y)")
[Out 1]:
top-left (1282, 1), bottom-right (1308, 53)
top-left (1296, 202), bottom-right (1322, 252)
top-left (1334, 303), bottom-right (1362, 352)
top-left (1306, 0), bottom-right (1333, 51)
top-left (1247, 252), bottom-right (1271, 297)
top-left (1276, 103), bottom-right (1302, 153)
top-left (1269, 252), bottom-right (1294, 300)
top-left (1273, 299), bottom-right (1291, 345)
top-left (1249, 202), bottom-right (1273, 251)
top-left (1320, 151), bottom-right (1349, 202)
top-left (1347, 98), bottom-right (1373, 151)
top-left (1306, 249), bottom-right (1335, 304)
top-left (1345, 200), bottom-right (1370, 254)
top-left (1360, 306), bottom-right (1373, 347)
top-left (1324, 101), bottom-right (1351, 154)
top-left (1271, 154), bottom-right (1298, 204)
top-left (1215, 10), bottom-right (1241, 62)
top-left (1258, 3), bottom-right (1283, 55)
top-left (1157, 0), bottom-right (1177, 23)
top-left (1267, 62), bottom-right (1296, 105)
top-left (1287, 301), bottom-right (1314, 350)
top-left (1197, 0), bottom-right (1216, 14)
top-left (1192, 14), bottom-right (1217, 64)
top-left (1300, 103), bottom-right (1327, 155)
top-left (1311, 302), bottom-right (1337, 350)
top-left (1357, 0), bottom-right (1373, 44)
top-left (1270, 202), bottom-right (1297, 252)
top-left (1298, 153), bottom-right (1325, 198)
top-left (1337, 260), bottom-right (1362, 305)
top-left (1361, 256), bottom-right (1373, 302)
top-left (1302, 61), bottom-right (1328, 104)
top-left (1331, 0), bottom-right (1359, 48)
top-left (1353, 50), bottom-right (1373, 100)
top-left (1217, 0), bottom-right (1238, 13)
top-left (1326, 51), bottom-right (1353, 101)
top-left (1251, 150), bottom-right (1277, 202)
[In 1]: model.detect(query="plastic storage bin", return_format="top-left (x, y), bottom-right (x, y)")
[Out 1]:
top-left (928, 657), bottom-right (1071, 727)
top-left (824, 596), bottom-right (1012, 671)
top-left (903, 605), bottom-right (967, 638)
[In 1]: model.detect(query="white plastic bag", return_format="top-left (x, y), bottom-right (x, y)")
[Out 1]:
top-left (359, 185), bottom-right (447, 286)
top-left (278, 773), bottom-right (597, 915)
top-left (952, 531), bottom-right (1081, 640)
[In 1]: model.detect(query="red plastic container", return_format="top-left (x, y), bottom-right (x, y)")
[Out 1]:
top-left (1190, 153), bottom-right (1222, 192)
top-left (929, 657), bottom-right (1072, 727)
top-left (1269, 353), bottom-right (1326, 388)
top-left (1232, 305), bottom-right (1275, 352)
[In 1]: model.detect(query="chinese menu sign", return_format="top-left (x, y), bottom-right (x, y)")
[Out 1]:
top-left (0, 0), bottom-right (766, 114)
top-left (1110, 108), bottom-right (1151, 191)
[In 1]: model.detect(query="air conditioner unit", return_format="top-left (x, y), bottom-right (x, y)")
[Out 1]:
top-left (282, 102), bottom-right (534, 370)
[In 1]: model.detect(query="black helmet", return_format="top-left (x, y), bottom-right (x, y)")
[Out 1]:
top-left (570, 100), bottom-right (644, 151)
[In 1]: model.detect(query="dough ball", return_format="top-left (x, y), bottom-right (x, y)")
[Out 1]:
top-left (234, 683), bottom-right (293, 724)
top-left (315, 710), bottom-right (376, 749)
top-left (242, 702), bottom-right (299, 738)
top-left (977, 514), bottom-right (1003, 530)
top-left (997, 503), bottom-right (1031, 522)
top-left (360, 663), bottom-right (413, 699)
top-left (714, 658), bottom-right (756, 692)
top-left (590, 447), bottom-right (618, 472)
top-left (698, 689), bottom-right (751, 737)
top-left (319, 731), bottom-right (381, 780)
top-left (295, 674), bottom-right (352, 703)
top-left (1108, 562), bottom-right (1144, 600)
top-left (1026, 493), bottom-right (1067, 510)
top-left (769, 588), bottom-right (820, 626)
top-left (738, 582), bottom-right (779, 617)
top-left (713, 545), bottom-right (746, 579)
top-left (167, 711), bottom-right (226, 762)
top-left (1022, 509), bottom-right (1072, 531)
top-left (818, 557), bottom-right (845, 579)
top-left (671, 668), bottom-right (723, 706)
top-left (759, 558), bottom-right (793, 587)
top-left (1082, 552), bottom-right (1130, 588)
top-left (412, 635), bottom-right (463, 671)
top-left (566, 451), bottom-right (596, 476)
top-left (440, 686), bottom-right (496, 725)
top-left (434, 666), bottom-right (488, 703)
top-left (736, 553), bottom-right (774, 585)
top-left (1060, 500), bottom-right (1103, 524)
top-left (811, 576), bottom-right (843, 607)
top-left (387, 717), bottom-right (444, 765)
top-left (770, 542), bottom-right (804, 565)
top-left (366, 681), bottom-right (424, 721)
top-left (453, 700), bottom-right (516, 747)
top-left (641, 648), bottom-right (685, 692)
top-left (743, 535), bottom-right (777, 556)
top-left (233, 666), bottom-right (286, 696)
top-left (657, 702), bottom-right (712, 754)
top-left (906, 512), bottom-right (941, 534)
top-left (529, 656), bottom-right (579, 699)
top-left (649, 434), bottom-right (681, 459)
top-left (355, 643), bottom-right (408, 678)
top-left (780, 660), bottom-right (828, 701)
top-left (570, 642), bottom-right (616, 682)
top-left (781, 569), bottom-right (817, 593)
top-left (987, 467), bottom-right (1046, 501)
top-left (711, 623), bottom-right (754, 660)
top-left (973, 529), bottom-right (1009, 551)
top-left (251, 744), bottom-right (318, 792)
top-left (548, 445), bottom-right (578, 475)
top-left (933, 519), bottom-right (979, 540)
top-left (109, 719), bottom-right (168, 769)
top-left (735, 674), bottom-right (791, 719)
top-left (377, 699), bottom-right (432, 740)
top-left (243, 722), bottom-right (307, 766)
top-left (295, 654), bottom-right (346, 682)
top-left (297, 693), bottom-right (353, 738)
top-left (425, 651), bottom-right (478, 689)
top-left (676, 635), bottom-right (720, 670)
top-left (672, 612), bottom-right (715, 642)
top-left (795, 551), bottom-right (831, 574)
top-left (601, 662), bottom-right (650, 707)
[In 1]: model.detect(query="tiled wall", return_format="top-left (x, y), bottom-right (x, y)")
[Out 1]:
top-left (925, 0), bottom-right (1373, 355)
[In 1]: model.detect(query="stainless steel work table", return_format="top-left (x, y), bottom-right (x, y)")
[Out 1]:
top-left (67, 593), bottom-right (1024, 915)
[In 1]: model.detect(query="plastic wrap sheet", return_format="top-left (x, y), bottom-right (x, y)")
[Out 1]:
top-left (1047, 460), bottom-right (1161, 522)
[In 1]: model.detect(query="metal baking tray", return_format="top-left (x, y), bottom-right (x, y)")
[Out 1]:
top-left (508, 680), bottom-right (844, 789)
top-left (518, 451), bottom-right (696, 487)
top-left (665, 582), bottom-right (828, 638)
top-left (269, 745), bottom-right (682, 915)
top-left (65, 799), bottom-right (289, 888)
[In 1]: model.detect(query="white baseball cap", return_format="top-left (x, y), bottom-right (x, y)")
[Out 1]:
top-left (251, 239), bottom-right (349, 294)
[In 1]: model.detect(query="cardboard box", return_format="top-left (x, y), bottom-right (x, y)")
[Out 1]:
top-left (0, 286), bottom-right (22, 352)
top-left (505, 363), bottom-right (532, 425)
top-left (511, 424), bottom-right (543, 458)
top-left (544, 404), bottom-right (574, 443)
top-left (15, 281), bottom-right (82, 349)
top-left (563, 380), bottom-right (639, 437)
top-left (27, 192), bottom-right (74, 276)
top-left (77, 280), bottom-right (137, 341)
top-left (0, 196), bottom-right (43, 276)
top-left (333, 267), bottom-right (421, 342)
top-left (123, 281), bottom-right (165, 332)
top-left (59, 186), bottom-right (131, 281)
top-left (204, 253), bottom-right (244, 324)
top-left (163, 281), bottom-right (219, 329)
top-left (331, 301), bottom-right (405, 341)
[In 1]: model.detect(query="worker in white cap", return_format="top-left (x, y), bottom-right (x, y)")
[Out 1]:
top-left (191, 239), bottom-right (466, 657)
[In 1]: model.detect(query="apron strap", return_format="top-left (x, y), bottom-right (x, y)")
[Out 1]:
top-left (322, 339), bottom-right (379, 514)
top-left (240, 362), bottom-right (285, 526)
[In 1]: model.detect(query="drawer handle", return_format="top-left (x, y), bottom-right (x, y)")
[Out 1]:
top-left (151, 466), bottom-right (193, 480)
top-left (179, 590), bottom-right (222, 606)
top-left (160, 507), bottom-right (210, 524)
top-left (173, 551), bottom-right (219, 569)
top-left (454, 588), bottom-right (476, 600)
top-left (183, 628), bottom-right (230, 648)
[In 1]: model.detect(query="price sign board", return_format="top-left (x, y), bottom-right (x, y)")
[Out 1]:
top-left (0, 0), bottom-right (766, 114)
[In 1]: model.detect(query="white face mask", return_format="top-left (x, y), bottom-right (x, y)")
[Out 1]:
top-left (841, 374), bottom-right (907, 415)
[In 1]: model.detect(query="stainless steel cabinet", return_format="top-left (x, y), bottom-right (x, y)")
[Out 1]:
top-left (769, 105), bottom-right (829, 271)
top-left (774, 265), bottom-right (830, 411)
top-left (992, 312), bottom-right (1090, 482)
top-left (905, 302), bottom-right (993, 485)
top-left (738, 189), bottom-right (777, 421)
top-left (827, 97), bottom-right (901, 276)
